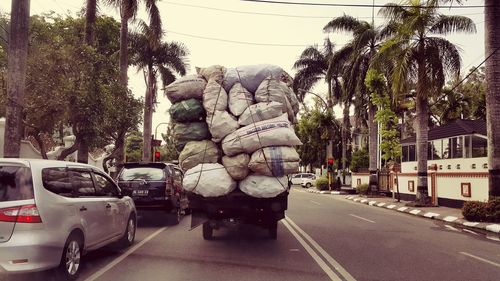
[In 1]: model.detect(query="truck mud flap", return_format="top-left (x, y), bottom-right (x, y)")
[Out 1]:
top-left (190, 210), bottom-right (209, 230)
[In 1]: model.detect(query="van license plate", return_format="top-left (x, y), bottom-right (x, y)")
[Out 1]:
top-left (133, 190), bottom-right (148, 196)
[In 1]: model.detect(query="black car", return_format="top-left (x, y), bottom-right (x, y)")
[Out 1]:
top-left (116, 162), bottom-right (189, 224)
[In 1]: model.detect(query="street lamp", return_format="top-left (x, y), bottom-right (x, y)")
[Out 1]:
top-left (154, 122), bottom-right (170, 143)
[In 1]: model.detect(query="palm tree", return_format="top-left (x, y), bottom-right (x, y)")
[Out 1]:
top-left (377, 0), bottom-right (475, 204)
top-left (3, 0), bottom-right (30, 158)
top-left (130, 22), bottom-right (189, 162)
top-left (323, 15), bottom-right (383, 192)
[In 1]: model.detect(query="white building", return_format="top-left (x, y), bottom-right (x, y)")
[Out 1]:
top-left (352, 119), bottom-right (489, 208)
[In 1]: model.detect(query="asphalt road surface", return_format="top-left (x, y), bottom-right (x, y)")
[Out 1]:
top-left (2, 187), bottom-right (499, 281)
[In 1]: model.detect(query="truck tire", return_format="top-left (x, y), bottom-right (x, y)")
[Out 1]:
top-left (268, 221), bottom-right (278, 240)
top-left (203, 222), bottom-right (213, 240)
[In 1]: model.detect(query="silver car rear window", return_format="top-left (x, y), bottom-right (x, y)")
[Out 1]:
top-left (0, 166), bottom-right (34, 202)
top-left (119, 167), bottom-right (165, 181)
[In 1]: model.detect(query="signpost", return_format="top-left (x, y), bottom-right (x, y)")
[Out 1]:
top-left (327, 158), bottom-right (334, 191)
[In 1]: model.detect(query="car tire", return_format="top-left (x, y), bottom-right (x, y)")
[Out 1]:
top-left (305, 183), bottom-right (312, 188)
top-left (170, 208), bottom-right (181, 225)
top-left (202, 222), bottom-right (213, 240)
top-left (268, 221), bottom-right (278, 240)
top-left (119, 214), bottom-right (136, 248)
top-left (55, 233), bottom-right (83, 281)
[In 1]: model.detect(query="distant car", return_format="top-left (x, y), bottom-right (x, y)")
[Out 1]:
top-left (300, 174), bottom-right (317, 188)
top-left (116, 162), bottom-right (189, 224)
top-left (0, 159), bottom-right (136, 280)
top-left (290, 173), bottom-right (316, 188)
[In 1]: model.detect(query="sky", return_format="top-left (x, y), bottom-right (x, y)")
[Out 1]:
top-left (0, 0), bottom-right (486, 139)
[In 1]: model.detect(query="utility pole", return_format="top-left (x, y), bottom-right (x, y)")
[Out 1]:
top-left (4, 0), bottom-right (30, 158)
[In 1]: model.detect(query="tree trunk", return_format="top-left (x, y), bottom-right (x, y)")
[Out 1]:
top-left (342, 101), bottom-right (350, 185)
top-left (33, 132), bottom-right (48, 159)
top-left (4, 0), bottom-right (30, 158)
top-left (57, 138), bottom-right (80, 161)
top-left (415, 53), bottom-right (431, 205)
top-left (485, 0), bottom-right (500, 198)
top-left (368, 102), bottom-right (378, 193)
top-left (84, 0), bottom-right (96, 46)
top-left (142, 67), bottom-right (154, 162)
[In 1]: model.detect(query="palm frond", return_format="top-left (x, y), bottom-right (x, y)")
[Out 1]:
top-left (323, 14), bottom-right (362, 34)
top-left (378, 3), bottom-right (409, 20)
top-left (429, 15), bottom-right (476, 35)
top-left (157, 65), bottom-right (176, 87)
top-left (144, 0), bottom-right (163, 41)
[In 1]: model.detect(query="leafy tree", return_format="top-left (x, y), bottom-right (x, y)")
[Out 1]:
top-left (377, 0), bottom-right (475, 205)
top-left (350, 149), bottom-right (369, 172)
top-left (160, 125), bottom-right (179, 161)
top-left (125, 131), bottom-right (143, 162)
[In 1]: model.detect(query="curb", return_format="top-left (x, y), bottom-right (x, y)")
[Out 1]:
top-left (344, 195), bottom-right (500, 240)
top-left (305, 189), bottom-right (345, 195)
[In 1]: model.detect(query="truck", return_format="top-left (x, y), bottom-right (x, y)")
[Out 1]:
top-left (187, 183), bottom-right (290, 240)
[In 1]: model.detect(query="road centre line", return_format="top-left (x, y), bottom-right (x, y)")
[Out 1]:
top-left (281, 220), bottom-right (342, 281)
top-left (285, 216), bottom-right (357, 281)
top-left (84, 227), bottom-right (168, 281)
top-left (349, 214), bottom-right (376, 224)
top-left (459, 252), bottom-right (500, 269)
top-left (310, 200), bottom-right (322, 205)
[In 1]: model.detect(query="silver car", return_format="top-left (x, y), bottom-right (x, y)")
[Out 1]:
top-left (0, 159), bottom-right (137, 280)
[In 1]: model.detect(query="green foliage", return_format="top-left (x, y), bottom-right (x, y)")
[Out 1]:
top-left (295, 106), bottom-right (341, 169)
top-left (462, 199), bottom-right (500, 223)
top-left (350, 149), bottom-right (369, 172)
top-left (356, 183), bottom-right (369, 195)
top-left (365, 69), bottom-right (401, 163)
top-left (315, 177), bottom-right (329, 191)
top-left (160, 126), bottom-right (180, 161)
top-left (126, 131), bottom-right (143, 162)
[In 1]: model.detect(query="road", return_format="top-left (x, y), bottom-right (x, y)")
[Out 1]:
top-left (2, 187), bottom-right (500, 281)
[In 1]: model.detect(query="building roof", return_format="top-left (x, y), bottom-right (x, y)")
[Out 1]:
top-left (401, 119), bottom-right (487, 144)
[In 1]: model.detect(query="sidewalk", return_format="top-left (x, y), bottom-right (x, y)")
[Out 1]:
top-left (343, 194), bottom-right (500, 239)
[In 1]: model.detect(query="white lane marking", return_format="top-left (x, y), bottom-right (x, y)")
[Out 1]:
top-left (460, 252), bottom-right (500, 269)
top-left (424, 212), bottom-right (440, 218)
top-left (281, 220), bottom-right (342, 281)
top-left (285, 216), bottom-right (356, 281)
top-left (463, 229), bottom-right (479, 235)
top-left (376, 203), bottom-right (386, 207)
top-left (410, 210), bottom-right (421, 215)
top-left (310, 200), bottom-right (322, 206)
top-left (368, 201), bottom-right (377, 206)
top-left (397, 207), bottom-right (408, 212)
top-left (84, 227), bottom-right (167, 281)
top-left (386, 204), bottom-right (396, 209)
top-left (485, 224), bottom-right (500, 233)
top-left (289, 248), bottom-right (300, 252)
top-left (443, 216), bottom-right (458, 222)
top-left (463, 222), bottom-right (479, 227)
top-left (349, 214), bottom-right (376, 224)
top-left (486, 235), bottom-right (500, 242)
top-left (444, 225), bottom-right (459, 231)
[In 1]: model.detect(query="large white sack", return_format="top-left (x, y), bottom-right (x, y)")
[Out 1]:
top-left (179, 140), bottom-right (220, 171)
top-left (248, 147), bottom-right (300, 177)
top-left (203, 79), bottom-right (228, 114)
top-left (228, 83), bottom-right (254, 116)
top-left (239, 175), bottom-right (288, 198)
top-left (222, 114), bottom-right (302, 156)
top-left (207, 110), bottom-right (239, 143)
top-left (255, 77), bottom-right (298, 123)
top-left (222, 153), bottom-right (250, 180)
top-left (223, 64), bottom-right (287, 93)
top-left (183, 163), bottom-right (236, 197)
top-left (238, 101), bottom-right (284, 126)
top-left (165, 75), bottom-right (207, 103)
top-left (196, 65), bottom-right (226, 83)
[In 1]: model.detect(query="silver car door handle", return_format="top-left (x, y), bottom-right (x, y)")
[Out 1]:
top-left (80, 206), bottom-right (87, 211)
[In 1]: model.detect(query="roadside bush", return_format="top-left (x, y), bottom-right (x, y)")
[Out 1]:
top-left (356, 183), bottom-right (369, 195)
top-left (315, 177), bottom-right (329, 191)
top-left (462, 198), bottom-right (500, 222)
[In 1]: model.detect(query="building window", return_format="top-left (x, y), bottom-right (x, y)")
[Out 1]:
top-left (461, 183), bottom-right (471, 197)
top-left (408, 145), bottom-right (416, 162)
top-left (450, 137), bottom-right (463, 158)
top-left (442, 138), bottom-right (450, 159)
top-left (432, 140), bottom-right (442, 160)
top-left (357, 179), bottom-right (361, 186)
top-left (402, 146), bottom-right (408, 162)
top-left (471, 135), bottom-right (487, 158)
top-left (408, 180), bottom-right (415, 192)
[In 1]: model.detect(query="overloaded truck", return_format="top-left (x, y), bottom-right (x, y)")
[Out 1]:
top-left (165, 64), bottom-right (302, 240)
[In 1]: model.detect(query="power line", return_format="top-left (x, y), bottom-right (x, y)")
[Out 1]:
top-left (450, 45), bottom-right (500, 93)
top-left (167, 30), bottom-right (320, 47)
top-left (241, 0), bottom-right (487, 9)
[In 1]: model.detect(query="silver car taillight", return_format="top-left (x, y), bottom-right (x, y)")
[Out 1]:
top-left (0, 204), bottom-right (42, 223)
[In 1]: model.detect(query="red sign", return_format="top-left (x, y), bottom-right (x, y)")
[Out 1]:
top-left (327, 158), bottom-right (334, 165)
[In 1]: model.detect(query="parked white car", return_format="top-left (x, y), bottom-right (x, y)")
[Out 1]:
top-left (0, 159), bottom-right (137, 280)
top-left (290, 173), bottom-right (316, 188)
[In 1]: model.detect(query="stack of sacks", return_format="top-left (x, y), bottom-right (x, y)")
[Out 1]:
top-left (170, 64), bottom-right (301, 198)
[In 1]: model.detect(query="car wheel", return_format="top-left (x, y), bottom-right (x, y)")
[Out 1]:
top-left (202, 222), bottom-right (213, 240)
top-left (119, 214), bottom-right (136, 248)
top-left (170, 208), bottom-right (181, 225)
top-left (56, 234), bottom-right (82, 280)
top-left (306, 183), bottom-right (312, 188)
